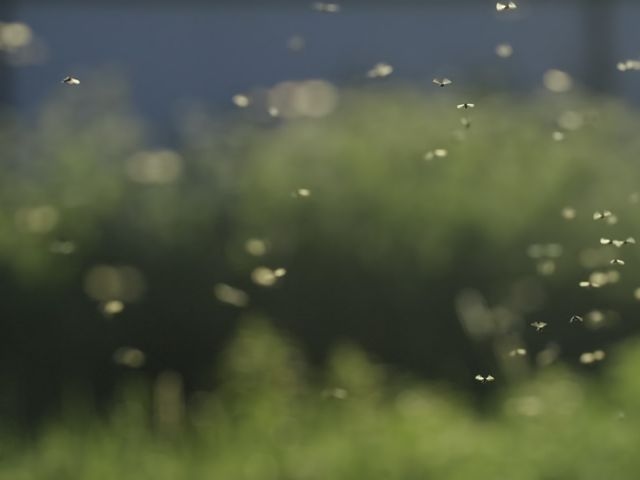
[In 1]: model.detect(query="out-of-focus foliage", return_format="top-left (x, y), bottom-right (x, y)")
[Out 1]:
top-left (2, 82), bottom-right (640, 423)
top-left (231, 89), bottom-right (640, 374)
top-left (1, 320), bottom-right (639, 479)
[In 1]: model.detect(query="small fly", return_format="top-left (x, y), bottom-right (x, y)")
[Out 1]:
top-left (530, 321), bottom-right (547, 332)
top-left (62, 76), bottom-right (80, 85)
top-left (433, 78), bottom-right (452, 87)
top-left (496, 2), bottom-right (517, 11)
top-left (475, 374), bottom-right (495, 383)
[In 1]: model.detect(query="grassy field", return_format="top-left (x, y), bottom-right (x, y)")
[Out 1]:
top-left (3, 86), bottom-right (640, 477)
top-left (2, 320), bottom-right (640, 479)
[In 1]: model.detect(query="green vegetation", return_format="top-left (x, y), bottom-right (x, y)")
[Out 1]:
top-left (1, 320), bottom-right (639, 479)
top-left (3, 84), bottom-right (640, 476)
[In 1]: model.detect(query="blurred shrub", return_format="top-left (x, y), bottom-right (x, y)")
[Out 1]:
top-left (1, 84), bottom-right (640, 422)
top-left (229, 89), bottom-right (640, 380)
top-left (2, 320), bottom-right (640, 479)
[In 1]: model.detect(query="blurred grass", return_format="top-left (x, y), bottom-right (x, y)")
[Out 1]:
top-left (234, 89), bottom-right (640, 270)
top-left (3, 82), bottom-right (640, 440)
top-left (2, 319), bottom-right (640, 479)
top-left (226, 88), bottom-right (640, 374)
